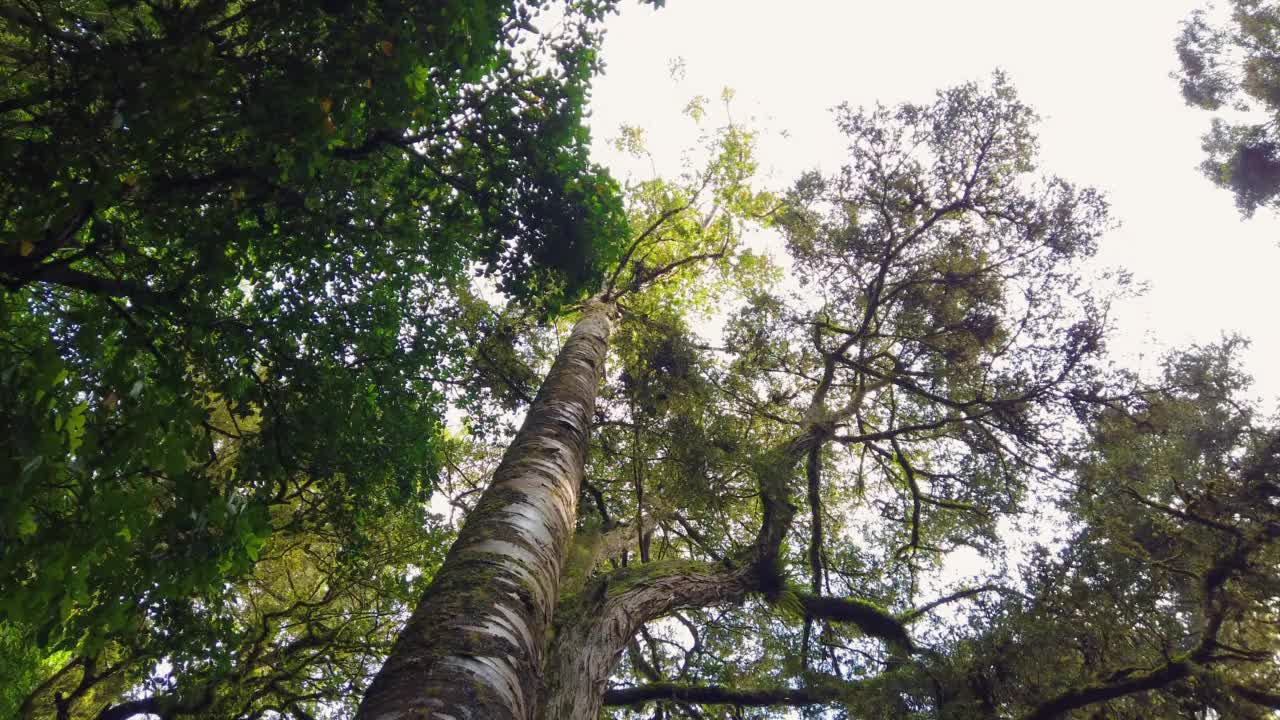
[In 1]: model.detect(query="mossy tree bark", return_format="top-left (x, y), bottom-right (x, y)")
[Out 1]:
top-left (355, 299), bottom-right (614, 720)
top-left (542, 561), bottom-right (756, 720)
top-left (539, 429), bottom-right (826, 720)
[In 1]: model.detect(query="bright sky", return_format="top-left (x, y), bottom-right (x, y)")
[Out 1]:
top-left (588, 0), bottom-right (1280, 407)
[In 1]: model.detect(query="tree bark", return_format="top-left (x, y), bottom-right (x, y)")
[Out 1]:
top-left (355, 299), bottom-right (613, 720)
top-left (541, 561), bottom-right (754, 720)
top-left (540, 429), bottom-right (825, 720)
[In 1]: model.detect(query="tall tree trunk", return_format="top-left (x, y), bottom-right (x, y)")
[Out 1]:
top-left (356, 299), bottom-right (614, 720)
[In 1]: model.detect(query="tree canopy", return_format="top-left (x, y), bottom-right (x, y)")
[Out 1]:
top-left (563, 78), bottom-right (1267, 719)
top-left (1, 0), bottom-right (631, 716)
top-left (377, 77), bottom-right (1279, 719)
top-left (2, 3), bottom-right (1278, 720)
top-left (1177, 0), bottom-right (1280, 216)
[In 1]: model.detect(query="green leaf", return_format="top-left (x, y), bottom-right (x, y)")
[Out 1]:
top-left (163, 440), bottom-right (187, 477)
top-left (15, 510), bottom-right (37, 538)
top-left (65, 402), bottom-right (87, 455)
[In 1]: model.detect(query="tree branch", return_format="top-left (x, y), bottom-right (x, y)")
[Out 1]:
top-left (1232, 681), bottom-right (1280, 709)
top-left (803, 445), bottom-right (824, 670)
top-left (796, 594), bottom-right (914, 653)
top-left (603, 204), bottom-right (690, 300)
top-left (1023, 659), bottom-right (1193, 720)
top-left (5, 263), bottom-right (177, 309)
top-left (900, 585), bottom-right (1009, 623)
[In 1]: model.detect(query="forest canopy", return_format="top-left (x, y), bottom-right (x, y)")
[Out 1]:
top-left (1178, 0), bottom-right (1280, 215)
top-left (2, 2), bottom-right (1278, 720)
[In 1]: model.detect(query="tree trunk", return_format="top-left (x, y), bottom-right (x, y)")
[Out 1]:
top-left (540, 430), bottom-right (820, 720)
top-left (541, 562), bottom-right (754, 720)
top-left (356, 299), bottom-right (613, 720)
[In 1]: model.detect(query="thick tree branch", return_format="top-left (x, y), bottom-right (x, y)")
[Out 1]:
top-left (803, 445), bottom-right (824, 670)
top-left (797, 594), bottom-right (914, 653)
top-left (805, 445), bottom-right (825, 595)
top-left (5, 263), bottom-right (177, 308)
top-left (1232, 681), bottom-right (1280, 709)
top-left (97, 698), bottom-right (160, 720)
top-left (1023, 659), bottom-right (1193, 720)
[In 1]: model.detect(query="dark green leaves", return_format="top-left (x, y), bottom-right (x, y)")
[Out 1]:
top-left (1178, 2), bottom-right (1280, 216)
top-left (1, 0), bottom-right (629, 716)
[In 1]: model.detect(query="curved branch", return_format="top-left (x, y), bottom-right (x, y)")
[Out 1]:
top-left (635, 249), bottom-right (727, 289)
top-left (900, 585), bottom-right (1009, 623)
top-left (797, 594), bottom-right (914, 653)
top-left (1232, 682), bottom-right (1280, 709)
top-left (97, 698), bottom-right (161, 720)
top-left (603, 204), bottom-right (690, 300)
top-left (1023, 659), bottom-right (1193, 720)
top-left (5, 264), bottom-right (177, 309)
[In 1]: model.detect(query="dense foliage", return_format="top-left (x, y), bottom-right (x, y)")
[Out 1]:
top-left (1, 0), bottom-right (629, 717)
top-left (573, 79), bottom-right (1275, 718)
top-left (2, 2), bottom-right (1278, 719)
top-left (1178, 0), bottom-right (1280, 215)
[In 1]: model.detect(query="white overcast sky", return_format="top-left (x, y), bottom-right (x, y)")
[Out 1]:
top-left (586, 0), bottom-right (1280, 406)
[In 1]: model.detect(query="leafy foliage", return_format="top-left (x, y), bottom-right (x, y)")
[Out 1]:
top-left (1177, 1), bottom-right (1280, 215)
top-left (3, 4), bottom-right (1277, 716)
top-left (925, 341), bottom-right (1280, 719)
top-left (1, 0), bottom-right (628, 716)
top-left (8, 490), bottom-right (451, 720)
top-left (538, 78), bottom-right (1278, 720)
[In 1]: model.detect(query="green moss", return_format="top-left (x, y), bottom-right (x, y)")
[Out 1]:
top-left (559, 526), bottom-right (603, 600)
top-left (776, 592), bottom-right (916, 654)
top-left (751, 448), bottom-right (793, 493)
top-left (603, 559), bottom-right (715, 598)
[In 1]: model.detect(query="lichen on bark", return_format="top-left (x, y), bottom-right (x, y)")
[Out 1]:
top-left (355, 300), bottom-right (614, 720)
